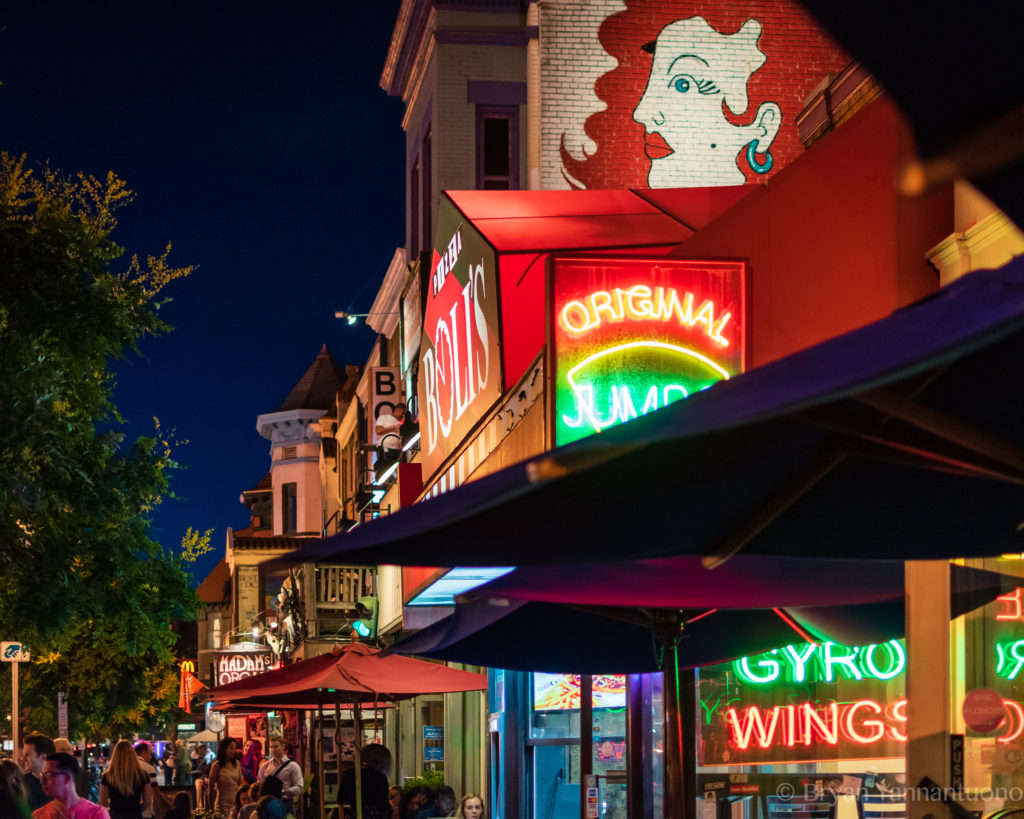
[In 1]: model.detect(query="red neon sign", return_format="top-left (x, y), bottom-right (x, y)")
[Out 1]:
top-left (997, 587), bottom-right (1023, 621)
top-left (726, 699), bottom-right (907, 751)
top-left (550, 256), bottom-right (745, 446)
top-left (725, 696), bottom-right (1024, 752)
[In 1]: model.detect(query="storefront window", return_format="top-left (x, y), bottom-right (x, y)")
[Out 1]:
top-left (696, 639), bottom-right (907, 819)
top-left (528, 674), bottom-right (628, 819)
top-left (955, 557), bottom-right (1024, 814)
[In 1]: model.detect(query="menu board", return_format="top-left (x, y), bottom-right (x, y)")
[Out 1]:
top-left (534, 673), bottom-right (627, 710)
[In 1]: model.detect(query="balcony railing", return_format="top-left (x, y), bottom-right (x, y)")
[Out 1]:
top-left (313, 565), bottom-right (375, 611)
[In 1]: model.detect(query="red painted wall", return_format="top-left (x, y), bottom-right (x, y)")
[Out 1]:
top-left (668, 97), bottom-right (952, 367)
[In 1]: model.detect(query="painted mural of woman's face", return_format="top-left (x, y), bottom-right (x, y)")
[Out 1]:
top-left (632, 17), bottom-right (781, 188)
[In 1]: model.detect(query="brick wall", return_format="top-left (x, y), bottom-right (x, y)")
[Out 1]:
top-left (539, 0), bottom-right (850, 190)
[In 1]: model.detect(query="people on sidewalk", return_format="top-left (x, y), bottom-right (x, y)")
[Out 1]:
top-left (209, 736), bottom-right (244, 817)
top-left (256, 735), bottom-right (302, 814)
top-left (1, 758), bottom-right (32, 818)
top-left (98, 739), bottom-right (152, 819)
top-left (22, 732), bottom-right (55, 812)
top-left (32, 753), bottom-right (110, 819)
top-left (339, 743), bottom-right (392, 819)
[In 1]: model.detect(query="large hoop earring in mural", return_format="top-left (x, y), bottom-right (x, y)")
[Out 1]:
top-left (746, 139), bottom-right (773, 174)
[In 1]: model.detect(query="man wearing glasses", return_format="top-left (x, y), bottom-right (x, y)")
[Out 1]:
top-left (32, 753), bottom-right (110, 819)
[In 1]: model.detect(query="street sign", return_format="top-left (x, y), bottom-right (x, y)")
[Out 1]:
top-left (2, 641), bottom-right (29, 765)
top-left (1, 642), bottom-right (30, 662)
top-left (57, 692), bottom-right (68, 738)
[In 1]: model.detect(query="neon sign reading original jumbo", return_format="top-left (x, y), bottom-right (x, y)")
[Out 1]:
top-left (559, 286), bottom-right (733, 345)
top-left (551, 257), bottom-right (745, 446)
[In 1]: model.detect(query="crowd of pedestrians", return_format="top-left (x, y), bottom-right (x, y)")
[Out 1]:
top-left (0, 731), bottom-right (488, 819)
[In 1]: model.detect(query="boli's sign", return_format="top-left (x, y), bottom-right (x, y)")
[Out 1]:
top-left (418, 197), bottom-right (502, 481)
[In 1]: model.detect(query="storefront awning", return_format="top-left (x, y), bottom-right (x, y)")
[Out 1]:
top-left (386, 563), bottom-right (1008, 673)
top-left (281, 255), bottom-right (1024, 568)
top-left (446, 187), bottom-right (751, 253)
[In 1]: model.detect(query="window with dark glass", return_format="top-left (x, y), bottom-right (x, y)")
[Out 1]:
top-left (282, 482), bottom-right (297, 533)
top-left (477, 106), bottom-right (518, 190)
top-left (410, 158), bottom-right (420, 256)
top-left (422, 129), bottom-right (432, 249)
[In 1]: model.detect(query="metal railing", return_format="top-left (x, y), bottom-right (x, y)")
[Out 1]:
top-left (313, 565), bottom-right (375, 611)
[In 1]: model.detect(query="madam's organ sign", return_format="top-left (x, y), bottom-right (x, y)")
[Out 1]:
top-left (419, 196), bottom-right (502, 480)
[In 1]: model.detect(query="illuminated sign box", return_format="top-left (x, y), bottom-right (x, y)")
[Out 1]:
top-left (549, 256), bottom-right (746, 446)
top-left (418, 197), bottom-right (503, 481)
top-left (534, 673), bottom-right (626, 711)
top-left (700, 640), bottom-right (908, 767)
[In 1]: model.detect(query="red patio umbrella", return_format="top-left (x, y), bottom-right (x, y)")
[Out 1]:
top-left (201, 642), bottom-right (486, 707)
top-left (201, 644), bottom-right (485, 819)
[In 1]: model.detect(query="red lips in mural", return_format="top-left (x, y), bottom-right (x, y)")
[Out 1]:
top-left (643, 131), bottom-right (674, 160)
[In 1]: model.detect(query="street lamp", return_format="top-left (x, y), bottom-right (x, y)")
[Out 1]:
top-left (334, 310), bottom-right (399, 326)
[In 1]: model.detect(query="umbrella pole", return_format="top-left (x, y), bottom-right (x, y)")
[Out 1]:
top-left (354, 704), bottom-right (363, 819)
top-left (657, 611), bottom-right (693, 819)
top-left (318, 699), bottom-right (325, 819)
top-left (664, 642), bottom-right (685, 819)
top-left (335, 703), bottom-right (344, 818)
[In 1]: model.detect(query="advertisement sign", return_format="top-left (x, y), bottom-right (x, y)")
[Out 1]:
top-left (370, 367), bottom-right (403, 446)
top-left (423, 725), bottom-right (444, 762)
top-left (216, 650), bottom-right (272, 687)
top-left (418, 197), bottom-right (502, 480)
top-left (550, 256), bottom-right (745, 446)
top-left (539, 0), bottom-right (848, 191)
top-left (533, 673), bottom-right (627, 711)
top-left (402, 276), bottom-right (422, 376)
top-left (698, 640), bottom-right (907, 767)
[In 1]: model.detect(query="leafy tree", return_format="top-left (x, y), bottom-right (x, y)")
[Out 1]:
top-left (0, 152), bottom-right (209, 738)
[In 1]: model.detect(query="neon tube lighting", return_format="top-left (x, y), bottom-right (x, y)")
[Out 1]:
top-left (566, 340), bottom-right (731, 434)
top-left (375, 461), bottom-right (399, 486)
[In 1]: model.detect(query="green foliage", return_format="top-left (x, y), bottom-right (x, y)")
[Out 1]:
top-left (402, 769), bottom-right (446, 792)
top-left (181, 526), bottom-right (214, 564)
top-left (0, 152), bottom-right (200, 739)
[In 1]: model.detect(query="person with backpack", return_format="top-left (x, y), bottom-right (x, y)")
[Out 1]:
top-left (256, 736), bottom-right (301, 817)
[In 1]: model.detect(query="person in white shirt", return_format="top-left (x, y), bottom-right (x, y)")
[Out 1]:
top-left (375, 403), bottom-right (406, 453)
top-left (133, 743), bottom-right (158, 818)
top-left (256, 736), bottom-right (302, 810)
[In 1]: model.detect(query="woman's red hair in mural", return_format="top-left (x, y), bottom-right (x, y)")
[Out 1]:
top-left (560, 0), bottom-right (849, 190)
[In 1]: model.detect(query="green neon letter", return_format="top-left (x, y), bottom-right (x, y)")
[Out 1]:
top-left (997, 639), bottom-right (1024, 680)
top-left (734, 654), bottom-right (780, 684)
top-left (823, 642), bottom-right (862, 682)
top-left (782, 644), bottom-right (818, 682)
top-left (860, 640), bottom-right (905, 680)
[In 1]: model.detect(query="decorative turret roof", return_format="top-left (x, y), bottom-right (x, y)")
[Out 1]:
top-left (197, 558), bottom-right (232, 605)
top-left (275, 345), bottom-right (348, 412)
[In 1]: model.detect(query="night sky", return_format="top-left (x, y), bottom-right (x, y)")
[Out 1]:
top-left (1, 2), bottom-right (404, 584)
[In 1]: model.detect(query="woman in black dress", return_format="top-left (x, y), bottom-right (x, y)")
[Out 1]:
top-left (99, 739), bottom-right (152, 819)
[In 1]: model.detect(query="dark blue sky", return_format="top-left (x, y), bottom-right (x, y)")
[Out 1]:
top-left (1, 2), bottom-right (404, 584)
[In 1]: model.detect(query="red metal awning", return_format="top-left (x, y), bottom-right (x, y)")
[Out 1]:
top-left (446, 186), bottom-right (751, 253)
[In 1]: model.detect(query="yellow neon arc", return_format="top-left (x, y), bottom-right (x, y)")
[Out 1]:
top-left (565, 340), bottom-right (731, 434)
